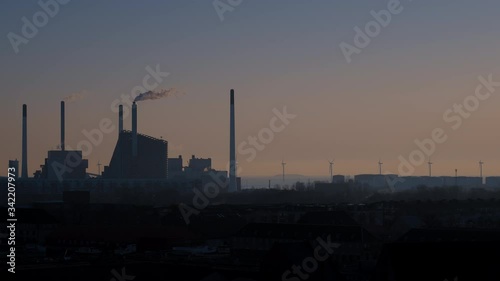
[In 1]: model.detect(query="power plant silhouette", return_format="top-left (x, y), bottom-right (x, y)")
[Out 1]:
top-left (15, 90), bottom-right (240, 191)
top-left (102, 102), bottom-right (168, 179)
top-left (9, 89), bottom-right (500, 190)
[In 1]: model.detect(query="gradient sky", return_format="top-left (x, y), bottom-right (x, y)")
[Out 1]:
top-left (2, 0), bottom-right (500, 178)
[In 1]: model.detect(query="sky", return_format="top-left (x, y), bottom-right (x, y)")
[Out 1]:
top-left (1, 0), bottom-right (500, 178)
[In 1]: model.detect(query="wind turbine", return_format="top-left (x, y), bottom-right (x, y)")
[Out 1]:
top-left (328, 159), bottom-right (334, 182)
top-left (378, 159), bottom-right (383, 175)
top-left (479, 160), bottom-right (484, 179)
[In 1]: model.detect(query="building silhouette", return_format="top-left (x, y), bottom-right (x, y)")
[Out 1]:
top-left (103, 130), bottom-right (168, 179)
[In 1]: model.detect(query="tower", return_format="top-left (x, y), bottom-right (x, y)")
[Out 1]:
top-left (132, 102), bottom-right (138, 157)
top-left (22, 104), bottom-right (28, 178)
top-left (61, 101), bottom-right (65, 151)
top-left (229, 89), bottom-right (237, 192)
top-left (118, 104), bottom-right (123, 134)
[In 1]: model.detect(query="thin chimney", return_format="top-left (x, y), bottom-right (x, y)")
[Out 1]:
top-left (22, 104), bottom-right (28, 178)
top-left (229, 89), bottom-right (236, 192)
top-left (132, 102), bottom-right (138, 157)
top-left (61, 101), bottom-right (65, 151)
top-left (118, 104), bottom-right (123, 134)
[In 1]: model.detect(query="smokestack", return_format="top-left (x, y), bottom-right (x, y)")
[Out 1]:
top-left (61, 101), bottom-right (65, 151)
top-left (22, 104), bottom-right (28, 178)
top-left (118, 104), bottom-right (123, 134)
top-left (229, 89), bottom-right (236, 192)
top-left (132, 102), bottom-right (138, 157)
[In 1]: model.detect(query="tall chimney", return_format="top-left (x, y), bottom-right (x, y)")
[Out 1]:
top-left (132, 102), bottom-right (138, 157)
top-left (22, 104), bottom-right (28, 178)
top-left (61, 101), bottom-right (65, 151)
top-left (118, 104), bottom-right (123, 134)
top-left (229, 89), bottom-right (236, 192)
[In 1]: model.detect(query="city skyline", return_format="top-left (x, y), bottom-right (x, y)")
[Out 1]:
top-left (2, 96), bottom-right (498, 179)
top-left (2, 1), bottom-right (500, 177)
top-left (2, 2), bottom-right (500, 280)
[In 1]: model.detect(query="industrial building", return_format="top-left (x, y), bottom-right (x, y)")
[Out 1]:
top-left (15, 90), bottom-right (240, 192)
top-left (102, 102), bottom-right (168, 179)
top-left (103, 130), bottom-right (168, 179)
top-left (29, 101), bottom-right (90, 180)
top-left (167, 155), bottom-right (183, 178)
top-left (168, 155), bottom-right (213, 178)
top-left (167, 155), bottom-right (231, 188)
top-left (40, 150), bottom-right (89, 180)
top-left (82, 102), bottom-right (168, 179)
top-left (188, 155), bottom-right (212, 172)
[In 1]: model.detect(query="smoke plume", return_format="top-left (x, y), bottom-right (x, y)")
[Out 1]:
top-left (134, 88), bottom-right (184, 102)
top-left (63, 92), bottom-right (85, 103)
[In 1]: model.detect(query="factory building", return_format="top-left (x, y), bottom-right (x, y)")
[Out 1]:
top-left (27, 101), bottom-right (90, 181)
top-left (40, 150), bottom-right (88, 180)
top-left (183, 155), bottom-right (216, 181)
top-left (188, 155), bottom-right (211, 172)
top-left (167, 154), bottom-right (231, 189)
top-left (102, 102), bottom-right (167, 179)
top-left (201, 170), bottom-right (229, 190)
top-left (168, 154), bottom-right (213, 179)
top-left (17, 91), bottom-right (237, 190)
top-left (168, 155), bottom-right (183, 178)
top-left (102, 130), bottom-right (168, 179)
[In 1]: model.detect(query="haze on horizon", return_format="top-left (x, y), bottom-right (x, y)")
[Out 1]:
top-left (1, 0), bottom-right (500, 178)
